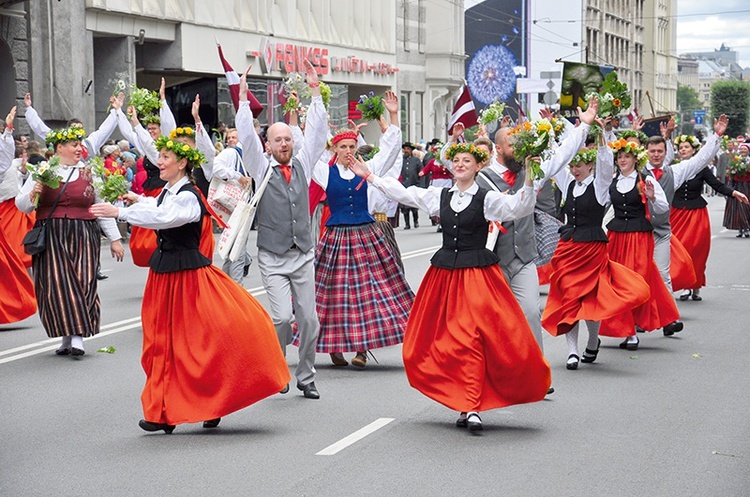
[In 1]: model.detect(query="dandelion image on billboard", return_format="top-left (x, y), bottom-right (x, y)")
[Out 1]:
top-left (467, 44), bottom-right (518, 105)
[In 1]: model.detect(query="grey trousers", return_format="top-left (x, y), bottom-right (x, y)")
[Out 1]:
top-left (653, 232), bottom-right (672, 291)
top-left (258, 247), bottom-right (319, 386)
top-left (501, 257), bottom-right (544, 352)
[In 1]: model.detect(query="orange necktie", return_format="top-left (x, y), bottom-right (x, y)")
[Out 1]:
top-left (278, 164), bottom-right (292, 183)
top-left (652, 168), bottom-right (664, 181)
top-left (502, 170), bottom-right (517, 187)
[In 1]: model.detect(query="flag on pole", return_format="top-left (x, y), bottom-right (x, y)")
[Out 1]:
top-left (448, 85), bottom-right (478, 135)
top-left (217, 43), bottom-right (263, 117)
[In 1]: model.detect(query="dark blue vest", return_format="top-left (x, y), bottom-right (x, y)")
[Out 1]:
top-left (325, 165), bottom-right (375, 226)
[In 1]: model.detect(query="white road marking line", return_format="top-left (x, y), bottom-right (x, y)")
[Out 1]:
top-left (2, 246), bottom-right (441, 364)
top-left (316, 418), bottom-right (395, 456)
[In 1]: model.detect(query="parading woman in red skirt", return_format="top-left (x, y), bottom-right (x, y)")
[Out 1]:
top-left (91, 137), bottom-right (289, 434)
top-left (599, 139), bottom-right (681, 350)
top-left (541, 131), bottom-right (651, 370)
top-left (670, 136), bottom-right (749, 302)
top-left (348, 143), bottom-right (551, 433)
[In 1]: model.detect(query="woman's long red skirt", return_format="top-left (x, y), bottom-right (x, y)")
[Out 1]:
top-left (541, 240), bottom-right (650, 336)
top-left (140, 265), bottom-right (290, 425)
top-left (670, 206), bottom-right (709, 289)
top-left (600, 231), bottom-right (680, 336)
top-left (404, 264), bottom-right (551, 413)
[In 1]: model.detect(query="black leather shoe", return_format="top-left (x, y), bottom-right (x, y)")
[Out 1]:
top-left (296, 381), bottom-right (320, 399)
top-left (546, 386), bottom-right (555, 395)
top-left (96, 271), bottom-right (108, 280)
top-left (456, 413), bottom-right (468, 427)
top-left (414, 222), bottom-right (419, 228)
top-left (581, 339), bottom-right (601, 363)
top-left (279, 383), bottom-right (289, 394)
top-left (404, 225), bottom-right (411, 230)
top-left (202, 418), bottom-right (221, 429)
top-left (619, 337), bottom-right (639, 350)
top-left (663, 320), bottom-right (684, 336)
top-left (679, 291), bottom-right (691, 301)
top-left (635, 326), bottom-right (645, 333)
top-left (691, 293), bottom-right (702, 301)
top-left (139, 419), bottom-right (175, 434)
top-left (243, 264), bottom-right (250, 277)
top-left (71, 347), bottom-right (85, 357)
top-left (55, 347), bottom-right (72, 356)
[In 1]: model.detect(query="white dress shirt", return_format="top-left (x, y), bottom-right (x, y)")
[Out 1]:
top-left (15, 162), bottom-right (121, 240)
top-left (0, 129), bottom-right (14, 183)
top-left (370, 175), bottom-right (535, 222)
top-left (612, 169), bottom-right (669, 215)
top-left (649, 133), bottom-right (720, 187)
top-left (117, 176), bottom-right (201, 229)
top-left (553, 145), bottom-right (615, 207)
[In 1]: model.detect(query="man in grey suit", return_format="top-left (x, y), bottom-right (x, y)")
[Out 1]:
top-left (236, 61), bottom-right (326, 399)
top-left (400, 142), bottom-right (422, 229)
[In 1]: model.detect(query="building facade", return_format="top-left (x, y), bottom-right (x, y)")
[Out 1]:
top-left (1, 0), bottom-right (463, 143)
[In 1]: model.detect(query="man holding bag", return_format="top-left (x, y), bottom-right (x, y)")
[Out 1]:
top-left (235, 61), bottom-right (327, 399)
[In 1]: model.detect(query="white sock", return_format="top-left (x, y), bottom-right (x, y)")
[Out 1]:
top-left (467, 411), bottom-right (481, 422)
top-left (626, 335), bottom-right (638, 344)
top-left (71, 335), bottom-right (84, 351)
top-left (692, 288), bottom-right (700, 297)
top-left (58, 336), bottom-right (72, 350)
top-left (585, 321), bottom-right (600, 350)
top-left (565, 322), bottom-right (580, 358)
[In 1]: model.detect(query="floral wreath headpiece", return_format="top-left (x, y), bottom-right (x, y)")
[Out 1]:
top-left (608, 138), bottom-right (648, 168)
top-left (141, 114), bottom-right (161, 126)
top-left (45, 126), bottom-right (87, 147)
top-left (572, 148), bottom-right (598, 165)
top-left (169, 127), bottom-right (195, 140)
top-left (617, 129), bottom-right (648, 145)
top-left (154, 135), bottom-right (206, 167)
top-left (444, 143), bottom-right (489, 163)
top-left (674, 134), bottom-right (701, 150)
top-left (331, 130), bottom-right (358, 146)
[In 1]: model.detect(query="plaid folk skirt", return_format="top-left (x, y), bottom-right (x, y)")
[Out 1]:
top-left (314, 223), bottom-right (414, 352)
top-left (32, 218), bottom-right (101, 337)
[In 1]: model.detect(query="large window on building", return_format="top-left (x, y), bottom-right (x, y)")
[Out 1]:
top-left (401, 93), bottom-right (410, 140)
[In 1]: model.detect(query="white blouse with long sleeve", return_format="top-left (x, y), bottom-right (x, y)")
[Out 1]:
top-left (117, 176), bottom-right (201, 230)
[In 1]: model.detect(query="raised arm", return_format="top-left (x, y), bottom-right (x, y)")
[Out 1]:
top-left (192, 94), bottom-right (215, 181)
top-left (236, 66), bottom-right (268, 184)
top-left (296, 59), bottom-right (329, 181)
top-left (0, 107), bottom-right (16, 177)
top-left (671, 115), bottom-right (726, 186)
top-left (159, 78), bottom-right (176, 136)
top-left (364, 90), bottom-right (401, 176)
top-left (84, 109), bottom-right (119, 155)
top-left (23, 93), bottom-right (51, 141)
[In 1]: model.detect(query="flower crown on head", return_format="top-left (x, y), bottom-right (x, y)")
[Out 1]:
top-left (169, 127), bottom-right (195, 140)
top-left (45, 126), bottom-right (87, 147)
top-left (445, 143), bottom-right (489, 163)
top-left (608, 138), bottom-right (648, 168)
top-left (674, 134), bottom-right (701, 149)
top-left (572, 148), bottom-right (598, 165)
top-left (617, 129), bottom-right (648, 145)
top-left (331, 130), bottom-right (358, 146)
top-left (141, 114), bottom-right (161, 126)
top-left (154, 135), bottom-right (206, 167)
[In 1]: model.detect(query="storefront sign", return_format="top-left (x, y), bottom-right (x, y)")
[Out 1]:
top-left (259, 37), bottom-right (395, 76)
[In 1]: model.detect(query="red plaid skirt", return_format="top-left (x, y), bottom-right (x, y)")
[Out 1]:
top-left (600, 231), bottom-right (680, 336)
top-left (314, 223), bottom-right (414, 352)
top-left (542, 240), bottom-right (650, 336)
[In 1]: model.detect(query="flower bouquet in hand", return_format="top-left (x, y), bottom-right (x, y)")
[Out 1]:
top-left (509, 119), bottom-right (558, 180)
top-left (479, 100), bottom-right (506, 125)
top-left (26, 156), bottom-right (62, 207)
top-left (586, 72), bottom-right (631, 118)
top-left (728, 154), bottom-right (750, 178)
top-left (87, 156), bottom-right (129, 203)
top-left (128, 85), bottom-right (161, 119)
top-left (356, 91), bottom-right (385, 122)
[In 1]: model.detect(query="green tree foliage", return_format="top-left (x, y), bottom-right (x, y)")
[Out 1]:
top-left (711, 80), bottom-right (750, 137)
top-left (677, 85), bottom-right (701, 111)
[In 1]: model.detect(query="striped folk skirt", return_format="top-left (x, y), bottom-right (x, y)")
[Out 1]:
top-left (670, 207), bottom-right (708, 289)
top-left (314, 223), bottom-right (414, 353)
top-left (599, 231), bottom-right (680, 336)
top-left (376, 219), bottom-right (403, 270)
top-left (723, 179), bottom-right (750, 230)
top-left (404, 264), bottom-right (551, 412)
top-left (541, 239), bottom-right (650, 336)
top-left (0, 198), bottom-right (36, 268)
top-left (32, 218), bottom-right (101, 337)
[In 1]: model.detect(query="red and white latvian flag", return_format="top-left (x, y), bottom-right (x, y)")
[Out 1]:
top-left (448, 85), bottom-right (479, 136)
top-left (217, 43), bottom-right (263, 117)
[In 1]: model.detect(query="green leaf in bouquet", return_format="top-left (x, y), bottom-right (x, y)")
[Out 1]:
top-left (356, 92), bottom-right (385, 122)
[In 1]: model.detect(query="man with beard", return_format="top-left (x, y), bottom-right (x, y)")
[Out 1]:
top-left (471, 113), bottom-right (595, 389)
